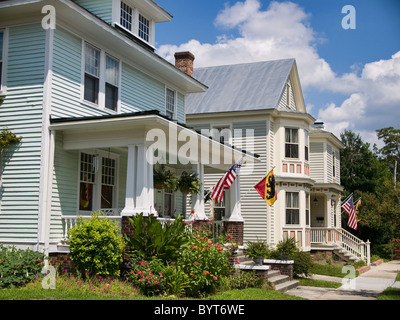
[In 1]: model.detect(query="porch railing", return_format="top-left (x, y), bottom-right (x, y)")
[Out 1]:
top-left (310, 227), bottom-right (370, 264)
top-left (61, 208), bottom-right (123, 239)
top-left (61, 211), bottom-right (225, 241)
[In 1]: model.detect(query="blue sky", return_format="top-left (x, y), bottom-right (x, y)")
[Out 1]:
top-left (154, 0), bottom-right (400, 147)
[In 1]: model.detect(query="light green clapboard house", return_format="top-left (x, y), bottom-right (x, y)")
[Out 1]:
top-left (0, 0), bottom-right (254, 255)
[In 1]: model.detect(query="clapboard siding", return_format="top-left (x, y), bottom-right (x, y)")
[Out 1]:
top-left (277, 79), bottom-right (296, 111)
top-left (120, 62), bottom-right (166, 114)
top-left (309, 142), bottom-right (324, 183)
top-left (177, 93), bottom-right (185, 124)
top-left (233, 121), bottom-right (269, 242)
top-left (73, 0), bottom-right (113, 24)
top-left (52, 27), bottom-right (109, 119)
top-left (0, 24), bottom-right (45, 243)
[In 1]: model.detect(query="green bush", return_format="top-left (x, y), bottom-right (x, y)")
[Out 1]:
top-left (124, 213), bottom-right (189, 262)
top-left (0, 244), bottom-right (44, 288)
top-left (68, 211), bottom-right (124, 277)
top-left (270, 237), bottom-right (313, 277)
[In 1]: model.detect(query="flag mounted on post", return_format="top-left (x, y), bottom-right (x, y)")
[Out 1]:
top-left (254, 169), bottom-right (277, 206)
top-left (211, 157), bottom-right (243, 204)
top-left (341, 194), bottom-right (358, 230)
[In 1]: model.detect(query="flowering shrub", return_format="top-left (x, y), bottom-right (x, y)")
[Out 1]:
top-left (124, 258), bottom-right (167, 296)
top-left (178, 223), bottom-right (234, 296)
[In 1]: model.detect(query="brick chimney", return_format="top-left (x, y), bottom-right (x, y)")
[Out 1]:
top-left (174, 51), bottom-right (195, 76)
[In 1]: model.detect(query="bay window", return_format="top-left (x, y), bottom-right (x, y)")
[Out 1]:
top-left (285, 128), bottom-right (299, 158)
top-left (286, 192), bottom-right (299, 224)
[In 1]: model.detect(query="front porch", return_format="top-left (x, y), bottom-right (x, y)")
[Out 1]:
top-left (49, 112), bottom-right (256, 252)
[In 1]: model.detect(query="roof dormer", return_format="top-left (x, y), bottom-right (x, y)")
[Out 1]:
top-left (112, 0), bottom-right (172, 48)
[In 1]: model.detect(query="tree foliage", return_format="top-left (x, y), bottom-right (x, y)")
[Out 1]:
top-left (339, 129), bottom-right (399, 258)
top-left (340, 129), bottom-right (390, 194)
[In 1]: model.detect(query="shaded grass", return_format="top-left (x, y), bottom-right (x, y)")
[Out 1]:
top-left (377, 287), bottom-right (400, 300)
top-left (208, 288), bottom-right (307, 300)
top-left (295, 277), bottom-right (342, 289)
top-left (310, 263), bottom-right (352, 278)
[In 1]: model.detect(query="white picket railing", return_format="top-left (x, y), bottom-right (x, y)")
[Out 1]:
top-left (310, 227), bottom-right (370, 264)
top-left (61, 208), bottom-right (123, 239)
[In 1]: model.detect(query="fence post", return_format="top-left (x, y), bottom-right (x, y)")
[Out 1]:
top-left (366, 240), bottom-right (371, 265)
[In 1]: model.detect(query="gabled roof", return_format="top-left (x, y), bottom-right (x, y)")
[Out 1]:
top-left (186, 58), bottom-right (303, 115)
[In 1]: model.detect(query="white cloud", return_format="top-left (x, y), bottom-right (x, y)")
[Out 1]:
top-left (157, 0), bottom-right (400, 147)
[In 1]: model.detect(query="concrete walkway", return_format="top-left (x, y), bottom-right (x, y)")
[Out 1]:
top-left (285, 260), bottom-right (400, 300)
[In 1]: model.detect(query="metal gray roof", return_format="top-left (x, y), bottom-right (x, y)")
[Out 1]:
top-left (185, 58), bottom-right (295, 114)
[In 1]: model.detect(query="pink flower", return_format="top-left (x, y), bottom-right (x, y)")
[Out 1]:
top-left (213, 276), bottom-right (218, 281)
top-left (235, 260), bottom-right (241, 264)
top-left (194, 261), bottom-right (199, 266)
top-left (185, 222), bottom-right (190, 225)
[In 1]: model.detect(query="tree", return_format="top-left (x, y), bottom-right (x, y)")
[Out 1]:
top-left (340, 130), bottom-right (390, 194)
top-left (376, 126), bottom-right (400, 185)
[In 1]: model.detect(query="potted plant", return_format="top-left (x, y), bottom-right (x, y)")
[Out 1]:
top-left (153, 166), bottom-right (179, 191)
top-left (178, 171), bottom-right (202, 194)
top-left (245, 239), bottom-right (270, 265)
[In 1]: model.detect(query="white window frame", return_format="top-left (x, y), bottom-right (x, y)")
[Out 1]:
top-left (285, 191), bottom-right (300, 225)
top-left (78, 150), bottom-right (119, 214)
top-left (165, 87), bottom-right (176, 120)
top-left (285, 128), bottom-right (299, 159)
top-left (0, 28), bottom-right (8, 94)
top-left (116, 1), bottom-right (155, 46)
top-left (210, 124), bottom-right (232, 145)
top-left (81, 41), bottom-right (121, 113)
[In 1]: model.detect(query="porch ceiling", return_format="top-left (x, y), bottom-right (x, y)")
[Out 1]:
top-left (49, 111), bottom-right (260, 171)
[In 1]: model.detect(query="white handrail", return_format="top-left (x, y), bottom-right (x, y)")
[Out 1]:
top-left (310, 227), bottom-right (370, 264)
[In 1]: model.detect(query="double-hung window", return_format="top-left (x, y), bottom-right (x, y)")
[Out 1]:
top-left (305, 130), bottom-right (309, 161)
top-left (84, 43), bottom-right (100, 104)
top-left (285, 128), bottom-right (299, 158)
top-left (286, 192), bottom-right (299, 224)
top-left (165, 88), bottom-right (175, 119)
top-left (105, 55), bottom-right (119, 111)
top-left (83, 43), bottom-right (120, 111)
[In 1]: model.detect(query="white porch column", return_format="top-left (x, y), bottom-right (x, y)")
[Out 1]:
top-left (228, 174), bottom-right (243, 222)
top-left (122, 144), bottom-right (157, 217)
top-left (121, 145), bottom-right (137, 216)
top-left (191, 163), bottom-right (207, 220)
top-left (135, 144), bottom-right (156, 216)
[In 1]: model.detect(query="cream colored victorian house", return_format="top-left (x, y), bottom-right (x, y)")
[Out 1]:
top-left (182, 56), bottom-right (369, 263)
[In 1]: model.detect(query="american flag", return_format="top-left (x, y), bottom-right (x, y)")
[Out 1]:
top-left (341, 195), bottom-right (358, 230)
top-left (211, 157), bottom-right (243, 204)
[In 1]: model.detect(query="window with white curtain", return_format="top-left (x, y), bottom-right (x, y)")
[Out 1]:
top-left (286, 192), bottom-right (299, 224)
top-left (84, 43), bottom-right (100, 104)
top-left (105, 55), bottom-right (119, 111)
top-left (83, 42), bottom-right (120, 111)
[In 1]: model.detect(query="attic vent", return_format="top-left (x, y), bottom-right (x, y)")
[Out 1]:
top-left (312, 122), bottom-right (324, 129)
